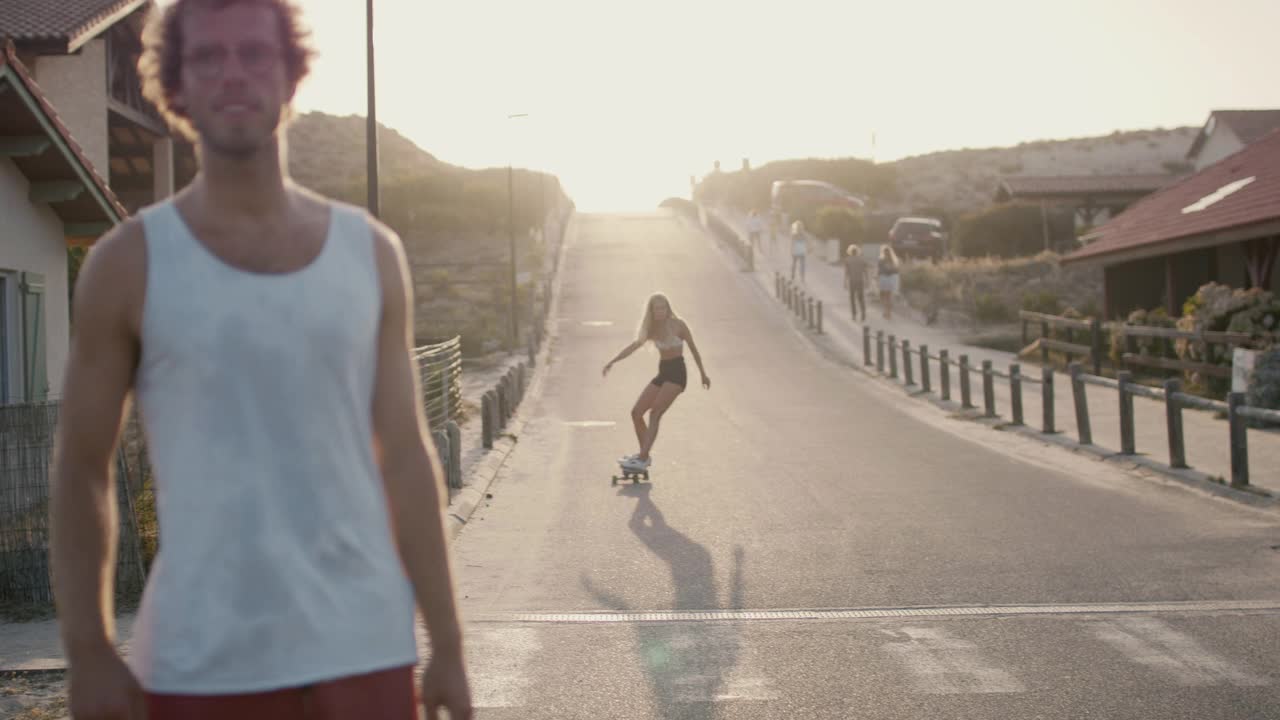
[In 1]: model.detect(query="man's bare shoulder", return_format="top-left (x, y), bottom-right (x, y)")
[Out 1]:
top-left (72, 216), bottom-right (148, 334)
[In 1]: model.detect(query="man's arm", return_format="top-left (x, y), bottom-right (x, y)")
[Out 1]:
top-left (368, 221), bottom-right (471, 716)
top-left (50, 220), bottom-right (148, 717)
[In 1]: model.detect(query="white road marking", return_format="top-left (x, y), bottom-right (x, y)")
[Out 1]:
top-left (563, 420), bottom-right (617, 428)
top-left (883, 627), bottom-right (1025, 695)
top-left (1092, 617), bottom-right (1269, 687)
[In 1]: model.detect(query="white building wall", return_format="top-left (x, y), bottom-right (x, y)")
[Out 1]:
top-left (1194, 128), bottom-right (1246, 172)
top-left (0, 159), bottom-right (71, 399)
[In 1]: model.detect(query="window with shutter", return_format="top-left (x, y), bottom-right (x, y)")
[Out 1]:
top-left (20, 271), bottom-right (47, 402)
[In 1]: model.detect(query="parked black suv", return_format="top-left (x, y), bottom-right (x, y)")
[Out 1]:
top-left (888, 216), bottom-right (947, 261)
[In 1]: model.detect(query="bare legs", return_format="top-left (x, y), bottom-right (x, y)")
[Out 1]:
top-left (629, 382), bottom-right (684, 461)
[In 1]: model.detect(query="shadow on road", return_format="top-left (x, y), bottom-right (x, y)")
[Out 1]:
top-left (581, 484), bottom-right (747, 719)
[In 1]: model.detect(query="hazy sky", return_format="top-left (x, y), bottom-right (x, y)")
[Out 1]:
top-left (272, 0), bottom-right (1280, 210)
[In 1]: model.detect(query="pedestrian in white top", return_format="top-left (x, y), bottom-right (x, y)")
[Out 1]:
top-left (790, 220), bottom-right (808, 282)
top-left (48, 1), bottom-right (472, 718)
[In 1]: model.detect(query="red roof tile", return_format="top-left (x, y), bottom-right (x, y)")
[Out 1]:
top-left (0, 39), bottom-right (126, 224)
top-left (0, 0), bottom-right (146, 53)
top-left (1065, 129), bottom-right (1280, 265)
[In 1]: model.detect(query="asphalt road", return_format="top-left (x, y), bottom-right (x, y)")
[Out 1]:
top-left (445, 211), bottom-right (1280, 719)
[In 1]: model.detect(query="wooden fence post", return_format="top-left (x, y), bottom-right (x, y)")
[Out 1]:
top-left (1042, 366), bottom-right (1055, 434)
top-left (817, 301), bottom-right (823, 334)
top-left (863, 326), bottom-right (872, 366)
top-left (1070, 362), bottom-right (1092, 446)
top-left (876, 331), bottom-right (885, 373)
top-left (1118, 371), bottom-right (1135, 455)
top-left (1041, 320), bottom-right (1050, 364)
top-left (1229, 392), bottom-right (1249, 487)
top-left (1164, 379), bottom-right (1186, 469)
top-left (1010, 363), bottom-right (1023, 425)
top-left (1090, 318), bottom-right (1104, 376)
top-left (959, 355), bottom-right (973, 409)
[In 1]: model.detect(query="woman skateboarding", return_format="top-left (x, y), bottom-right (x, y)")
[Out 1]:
top-left (602, 293), bottom-right (711, 473)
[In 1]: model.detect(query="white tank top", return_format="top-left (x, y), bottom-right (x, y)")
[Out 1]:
top-left (128, 200), bottom-right (418, 693)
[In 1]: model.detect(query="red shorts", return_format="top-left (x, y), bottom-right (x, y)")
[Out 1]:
top-left (145, 664), bottom-right (416, 720)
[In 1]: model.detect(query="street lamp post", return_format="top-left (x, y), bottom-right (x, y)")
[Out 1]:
top-left (365, 0), bottom-right (379, 217)
top-left (507, 113), bottom-right (528, 348)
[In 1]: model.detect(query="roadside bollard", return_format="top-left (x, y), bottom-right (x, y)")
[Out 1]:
top-left (863, 326), bottom-right (872, 366)
top-left (1042, 366), bottom-right (1056, 434)
top-left (1228, 392), bottom-right (1248, 487)
top-left (446, 420), bottom-right (462, 489)
top-left (817, 301), bottom-right (823, 334)
top-left (959, 354), bottom-right (973, 409)
top-left (1118, 371), bottom-right (1135, 455)
top-left (807, 297), bottom-right (815, 329)
top-left (1069, 362), bottom-right (1091, 445)
top-left (876, 331), bottom-right (885, 373)
top-left (775, 272), bottom-right (781, 299)
top-left (939, 349), bottom-right (951, 401)
top-left (496, 382), bottom-right (509, 428)
top-left (920, 345), bottom-right (932, 394)
top-left (1010, 363), bottom-right (1023, 426)
top-left (982, 360), bottom-right (996, 417)
top-left (1164, 379), bottom-right (1186, 468)
top-left (432, 430), bottom-right (450, 483)
top-left (902, 340), bottom-right (915, 387)
top-left (888, 335), bottom-right (899, 379)
top-left (481, 392), bottom-right (495, 449)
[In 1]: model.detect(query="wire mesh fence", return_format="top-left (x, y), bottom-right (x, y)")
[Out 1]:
top-left (1, 336), bottom-right (463, 610)
top-left (0, 402), bottom-right (148, 607)
top-left (415, 336), bottom-right (463, 429)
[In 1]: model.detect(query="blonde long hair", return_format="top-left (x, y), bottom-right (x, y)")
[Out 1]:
top-left (636, 293), bottom-right (681, 344)
top-left (879, 245), bottom-right (900, 266)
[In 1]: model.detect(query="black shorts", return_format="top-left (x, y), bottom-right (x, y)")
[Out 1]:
top-left (651, 356), bottom-right (688, 389)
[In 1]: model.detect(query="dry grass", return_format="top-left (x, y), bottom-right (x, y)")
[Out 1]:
top-left (0, 672), bottom-right (67, 720)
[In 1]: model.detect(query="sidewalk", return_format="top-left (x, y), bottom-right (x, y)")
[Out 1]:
top-left (713, 206), bottom-right (1280, 498)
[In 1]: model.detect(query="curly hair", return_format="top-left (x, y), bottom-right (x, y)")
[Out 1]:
top-left (138, 0), bottom-right (315, 141)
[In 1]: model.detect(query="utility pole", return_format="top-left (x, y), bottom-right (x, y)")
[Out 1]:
top-left (365, 0), bottom-right (379, 217)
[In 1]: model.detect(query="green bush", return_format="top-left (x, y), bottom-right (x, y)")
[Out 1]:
top-left (1109, 307), bottom-right (1178, 366)
top-left (974, 293), bottom-right (1014, 323)
top-left (1177, 283), bottom-right (1276, 395)
top-left (1021, 290), bottom-right (1062, 316)
top-left (953, 202), bottom-right (1075, 258)
top-left (814, 206), bottom-right (867, 247)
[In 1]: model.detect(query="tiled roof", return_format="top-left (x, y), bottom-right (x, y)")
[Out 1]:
top-left (0, 39), bottom-right (126, 223)
top-left (0, 0), bottom-right (147, 53)
top-left (997, 174), bottom-right (1177, 199)
top-left (1065, 129), bottom-right (1280, 265)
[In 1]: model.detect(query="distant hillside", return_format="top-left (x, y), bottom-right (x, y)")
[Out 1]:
top-left (284, 111), bottom-right (571, 351)
top-left (889, 126), bottom-right (1198, 215)
top-left (698, 126), bottom-right (1199, 220)
top-left (286, 111), bottom-right (457, 197)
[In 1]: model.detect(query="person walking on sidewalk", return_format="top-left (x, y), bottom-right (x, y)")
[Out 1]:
top-left (790, 220), bottom-right (808, 282)
top-left (48, 1), bottom-right (472, 718)
top-left (844, 244), bottom-right (870, 322)
top-left (602, 293), bottom-right (711, 472)
top-left (746, 209), bottom-right (764, 249)
top-left (877, 245), bottom-right (901, 320)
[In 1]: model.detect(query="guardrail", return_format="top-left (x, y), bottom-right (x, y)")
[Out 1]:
top-left (699, 205), bottom-right (754, 271)
top-left (859, 325), bottom-right (1278, 491)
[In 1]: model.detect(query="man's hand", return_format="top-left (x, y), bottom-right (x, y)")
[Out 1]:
top-left (68, 649), bottom-right (147, 720)
top-left (420, 653), bottom-right (472, 720)
top-left (701, 374), bottom-right (711, 390)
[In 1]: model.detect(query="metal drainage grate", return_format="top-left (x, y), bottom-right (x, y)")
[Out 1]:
top-left (476, 600), bottom-right (1280, 624)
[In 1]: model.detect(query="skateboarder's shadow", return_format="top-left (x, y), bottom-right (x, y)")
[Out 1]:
top-left (582, 485), bottom-right (747, 717)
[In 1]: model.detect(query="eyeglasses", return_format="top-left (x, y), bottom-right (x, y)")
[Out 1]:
top-left (184, 42), bottom-right (282, 80)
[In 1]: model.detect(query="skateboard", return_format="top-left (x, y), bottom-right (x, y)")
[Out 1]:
top-left (612, 462), bottom-right (650, 485)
